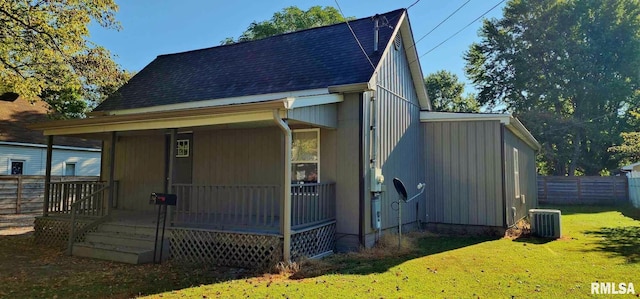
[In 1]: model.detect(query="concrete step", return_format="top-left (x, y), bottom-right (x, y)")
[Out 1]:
top-left (84, 231), bottom-right (160, 249)
top-left (72, 242), bottom-right (154, 264)
top-left (98, 222), bottom-right (159, 236)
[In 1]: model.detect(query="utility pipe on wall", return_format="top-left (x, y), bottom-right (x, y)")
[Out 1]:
top-left (273, 109), bottom-right (292, 262)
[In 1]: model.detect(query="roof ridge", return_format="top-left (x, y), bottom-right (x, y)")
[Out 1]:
top-left (157, 8), bottom-right (406, 58)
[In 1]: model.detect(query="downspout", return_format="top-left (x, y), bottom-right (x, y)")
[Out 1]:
top-left (273, 109), bottom-right (292, 262)
top-left (369, 91), bottom-right (382, 241)
top-left (358, 94), bottom-right (365, 247)
top-left (500, 124), bottom-right (508, 228)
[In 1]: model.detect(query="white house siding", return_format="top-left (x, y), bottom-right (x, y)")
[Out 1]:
top-left (0, 143), bottom-right (101, 176)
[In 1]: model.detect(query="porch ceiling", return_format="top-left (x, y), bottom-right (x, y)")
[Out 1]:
top-left (29, 100), bottom-right (286, 136)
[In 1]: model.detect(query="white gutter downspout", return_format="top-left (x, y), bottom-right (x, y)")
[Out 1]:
top-left (273, 109), bottom-right (292, 262)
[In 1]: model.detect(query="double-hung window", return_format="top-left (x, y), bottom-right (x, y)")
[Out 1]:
top-left (291, 129), bottom-right (319, 184)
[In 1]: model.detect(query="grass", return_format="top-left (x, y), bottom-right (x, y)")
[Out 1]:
top-left (1, 204), bottom-right (639, 298)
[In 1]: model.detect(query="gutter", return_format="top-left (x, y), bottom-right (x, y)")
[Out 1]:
top-left (273, 110), bottom-right (292, 262)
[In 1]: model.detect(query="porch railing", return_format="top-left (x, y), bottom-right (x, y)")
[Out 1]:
top-left (172, 182), bottom-right (336, 231)
top-left (47, 181), bottom-right (111, 216)
top-left (291, 182), bottom-right (336, 229)
top-left (66, 183), bottom-right (114, 254)
top-left (173, 184), bottom-right (281, 230)
top-left (41, 181), bottom-right (114, 254)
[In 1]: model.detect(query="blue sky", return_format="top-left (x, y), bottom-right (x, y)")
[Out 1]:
top-left (89, 0), bottom-right (507, 94)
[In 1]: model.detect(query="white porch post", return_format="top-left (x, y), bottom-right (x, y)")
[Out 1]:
top-left (273, 110), bottom-right (292, 262)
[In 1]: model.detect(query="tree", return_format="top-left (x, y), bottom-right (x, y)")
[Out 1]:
top-left (609, 111), bottom-right (640, 161)
top-left (0, 0), bottom-right (128, 116)
top-left (465, 0), bottom-right (640, 175)
top-left (424, 70), bottom-right (479, 112)
top-left (222, 6), bottom-right (351, 44)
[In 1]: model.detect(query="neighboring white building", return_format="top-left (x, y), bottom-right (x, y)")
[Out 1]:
top-left (0, 94), bottom-right (101, 176)
top-left (622, 162), bottom-right (640, 178)
top-left (0, 141), bottom-right (100, 176)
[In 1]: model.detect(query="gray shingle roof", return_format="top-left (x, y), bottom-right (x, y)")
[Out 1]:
top-left (95, 9), bottom-right (405, 112)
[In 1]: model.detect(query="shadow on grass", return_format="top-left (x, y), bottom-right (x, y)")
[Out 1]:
top-left (541, 204), bottom-right (640, 219)
top-left (0, 233), bottom-right (256, 298)
top-left (290, 235), bottom-right (498, 280)
top-left (511, 236), bottom-right (554, 244)
top-left (583, 226), bottom-right (640, 263)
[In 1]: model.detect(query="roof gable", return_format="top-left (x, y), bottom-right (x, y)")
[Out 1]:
top-left (96, 9), bottom-right (406, 112)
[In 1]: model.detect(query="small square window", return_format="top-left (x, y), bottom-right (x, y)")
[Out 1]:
top-left (176, 140), bottom-right (189, 157)
top-left (10, 160), bottom-right (24, 175)
top-left (65, 163), bottom-right (76, 176)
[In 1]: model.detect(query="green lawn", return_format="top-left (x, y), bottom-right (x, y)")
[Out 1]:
top-left (1, 205), bottom-right (639, 298)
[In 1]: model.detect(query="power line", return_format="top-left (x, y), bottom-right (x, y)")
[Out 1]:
top-left (334, 0), bottom-right (376, 70)
top-left (410, 0), bottom-right (506, 65)
top-left (407, 0), bottom-right (422, 10)
top-left (408, 0), bottom-right (472, 50)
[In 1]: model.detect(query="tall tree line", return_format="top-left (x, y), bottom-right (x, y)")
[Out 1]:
top-left (465, 0), bottom-right (640, 175)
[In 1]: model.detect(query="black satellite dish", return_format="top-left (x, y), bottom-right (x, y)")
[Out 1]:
top-left (393, 178), bottom-right (408, 202)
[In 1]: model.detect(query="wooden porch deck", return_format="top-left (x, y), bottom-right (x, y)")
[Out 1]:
top-left (36, 181), bottom-right (337, 267)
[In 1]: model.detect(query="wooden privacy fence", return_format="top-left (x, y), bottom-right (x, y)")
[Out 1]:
top-left (537, 176), bottom-right (628, 205)
top-left (0, 176), bottom-right (99, 215)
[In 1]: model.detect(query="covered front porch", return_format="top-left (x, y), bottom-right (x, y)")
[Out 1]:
top-left (31, 98), bottom-right (341, 267)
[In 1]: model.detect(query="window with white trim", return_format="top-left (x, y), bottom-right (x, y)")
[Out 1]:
top-left (514, 148), bottom-right (520, 198)
top-left (64, 162), bottom-right (76, 176)
top-left (10, 160), bottom-right (24, 175)
top-left (291, 129), bottom-right (319, 184)
top-left (176, 139), bottom-right (190, 157)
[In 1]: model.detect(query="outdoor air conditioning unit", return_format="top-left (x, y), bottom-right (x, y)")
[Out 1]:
top-left (529, 209), bottom-right (562, 238)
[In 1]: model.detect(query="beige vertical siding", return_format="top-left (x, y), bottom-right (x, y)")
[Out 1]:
top-left (422, 120), bottom-right (503, 227)
top-left (320, 128), bottom-right (337, 183)
top-left (503, 127), bottom-right (538, 225)
top-left (114, 135), bottom-right (166, 211)
top-left (192, 127), bottom-right (283, 186)
top-left (287, 104), bottom-right (338, 128)
top-left (334, 93), bottom-right (362, 238)
top-left (371, 32), bottom-right (423, 234)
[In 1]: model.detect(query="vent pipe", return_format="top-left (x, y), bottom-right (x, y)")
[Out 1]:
top-left (373, 14), bottom-right (380, 53)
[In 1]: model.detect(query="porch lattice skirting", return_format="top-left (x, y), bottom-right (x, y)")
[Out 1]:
top-left (169, 228), bottom-right (283, 268)
top-left (34, 217), bottom-right (337, 267)
top-left (34, 216), bottom-right (96, 247)
top-left (291, 221), bottom-right (336, 260)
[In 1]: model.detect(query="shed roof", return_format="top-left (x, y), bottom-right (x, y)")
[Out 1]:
top-left (420, 111), bottom-right (541, 151)
top-left (95, 9), bottom-right (408, 112)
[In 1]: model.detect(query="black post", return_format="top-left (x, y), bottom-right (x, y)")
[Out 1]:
top-left (153, 204), bottom-right (162, 264)
top-left (159, 205), bottom-right (168, 262)
top-left (43, 135), bottom-right (53, 216)
top-left (108, 131), bottom-right (117, 211)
